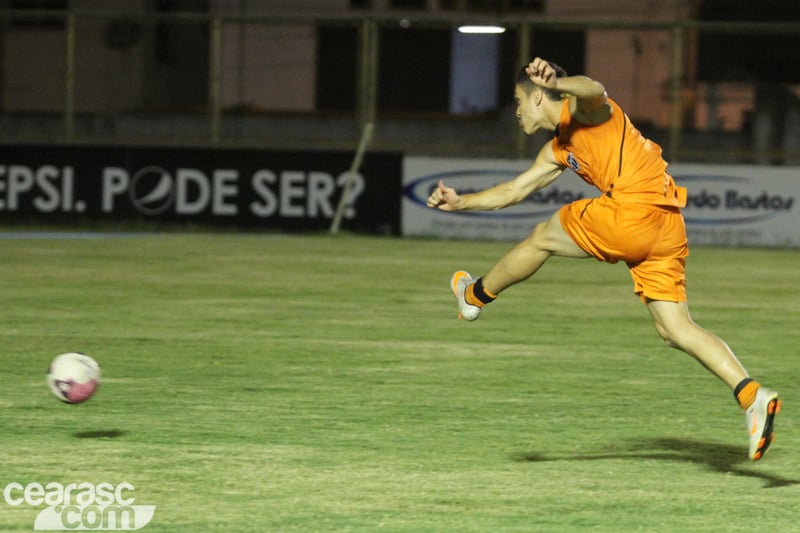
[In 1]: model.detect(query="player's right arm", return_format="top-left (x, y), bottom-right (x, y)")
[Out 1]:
top-left (426, 141), bottom-right (565, 211)
top-left (526, 57), bottom-right (611, 125)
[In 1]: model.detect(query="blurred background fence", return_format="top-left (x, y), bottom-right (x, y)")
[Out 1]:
top-left (1, 0), bottom-right (799, 164)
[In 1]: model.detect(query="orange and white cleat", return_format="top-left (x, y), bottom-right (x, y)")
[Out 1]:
top-left (745, 387), bottom-right (781, 461)
top-left (450, 271), bottom-right (481, 321)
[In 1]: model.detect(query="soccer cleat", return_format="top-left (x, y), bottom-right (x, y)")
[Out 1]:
top-left (745, 387), bottom-right (781, 461)
top-left (450, 271), bottom-right (481, 321)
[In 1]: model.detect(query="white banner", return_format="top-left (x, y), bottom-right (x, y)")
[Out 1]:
top-left (402, 157), bottom-right (800, 248)
top-left (671, 164), bottom-right (798, 247)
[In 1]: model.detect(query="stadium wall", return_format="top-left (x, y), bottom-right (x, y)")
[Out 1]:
top-left (402, 157), bottom-right (800, 248)
top-left (0, 144), bottom-right (402, 235)
top-left (0, 144), bottom-right (797, 248)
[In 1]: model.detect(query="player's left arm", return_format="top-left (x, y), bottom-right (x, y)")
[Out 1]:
top-left (426, 142), bottom-right (565, 212)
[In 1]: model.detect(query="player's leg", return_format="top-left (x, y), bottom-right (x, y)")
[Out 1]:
top-left (451, 209), bottom-right (589, 321)
top-left (647, 299), bottom-right (781, 460)
top-left (629, 212), bottom-right (746, 383)
top-left (482, 208), bottom-right (590, 294)
top-left (646, 300), bottom-right (747, 388)
top-left (633, 205), bottom-right (780, 461)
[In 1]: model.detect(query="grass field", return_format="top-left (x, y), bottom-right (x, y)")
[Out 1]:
top-left (0, 232), bottom-right (797, 532)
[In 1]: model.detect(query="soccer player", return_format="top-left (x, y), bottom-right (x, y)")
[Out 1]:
top-left (426, 57), bottom-right (780, 461)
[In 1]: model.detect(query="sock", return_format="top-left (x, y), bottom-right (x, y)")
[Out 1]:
top-left (465, 277), bottom-right (497, 308)
top-left (734, 378), bottom-right (759, 410)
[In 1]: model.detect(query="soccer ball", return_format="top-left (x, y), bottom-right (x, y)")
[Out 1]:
top-left (46, 352), bottom-right (101, 404)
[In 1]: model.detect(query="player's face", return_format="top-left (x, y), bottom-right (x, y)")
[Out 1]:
top-left (514, 85), bottom-right (539, 135)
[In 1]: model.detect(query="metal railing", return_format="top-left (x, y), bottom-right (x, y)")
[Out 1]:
top-left (0, 7), bottom-right (798, 164)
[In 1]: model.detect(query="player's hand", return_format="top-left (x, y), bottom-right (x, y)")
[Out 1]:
top-left (426, 180), bottom-right (460, 211)
top-left (525, 57), bottom-right (558, 89)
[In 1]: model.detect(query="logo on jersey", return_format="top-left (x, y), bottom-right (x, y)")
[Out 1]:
top-left (566, 153), bottom-right (580, 172)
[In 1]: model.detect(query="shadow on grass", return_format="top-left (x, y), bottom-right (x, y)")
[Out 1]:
top-left (73, 429), bottom-right (127, 439)
top-left (512, 437), bottom-right (798, 488)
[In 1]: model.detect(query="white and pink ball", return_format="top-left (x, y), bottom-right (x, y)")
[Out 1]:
top-left (46, 352), bottom-right (101, 404)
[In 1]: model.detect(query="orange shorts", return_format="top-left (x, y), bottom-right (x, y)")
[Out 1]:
top-left (559, 195), bottom-right (689, 302)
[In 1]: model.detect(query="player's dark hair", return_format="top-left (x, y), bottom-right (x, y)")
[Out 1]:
top-left (516, 61), bottom-right (567, 101)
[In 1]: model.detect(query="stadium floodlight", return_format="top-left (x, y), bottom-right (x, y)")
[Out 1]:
top-left (457, 25), bottom-right (506, 34)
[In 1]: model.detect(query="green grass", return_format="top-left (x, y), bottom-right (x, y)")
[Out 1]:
top-left (0, 232), bottom-right (797, 532)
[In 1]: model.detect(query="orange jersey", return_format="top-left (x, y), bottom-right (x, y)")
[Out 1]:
top-left (551, 98), bottom-right (686, 208)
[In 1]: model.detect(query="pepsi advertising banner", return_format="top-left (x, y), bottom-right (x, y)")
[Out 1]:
top-left (0, 145), bottom-right (402, 234)
top-left (403, 157), bottom-right (800, 247)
